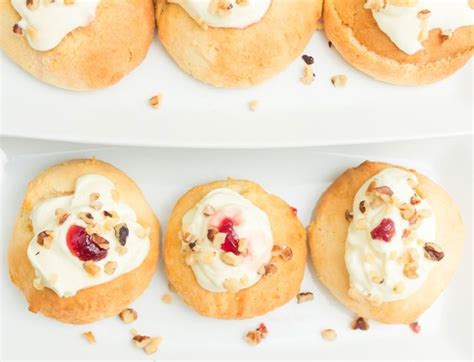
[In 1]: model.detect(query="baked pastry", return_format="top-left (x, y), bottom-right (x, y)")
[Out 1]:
top-left (0, 0), bottom-right (154, 90)
top-left (165, 179), bottom-right (306, 318)
top-left (8, 158), bottom-right (160, 324)
top-left (156, 0), bottom-right (323, 87)
top-left (308, 161), bottom-right (464, 324)
top-left (324, 0), bottom-right (474, 85)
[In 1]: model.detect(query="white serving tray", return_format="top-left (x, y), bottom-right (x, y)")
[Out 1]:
top-left (0, 136), bottom-right (471, 360)
top-left (0, 32), bottom-right (472, 148)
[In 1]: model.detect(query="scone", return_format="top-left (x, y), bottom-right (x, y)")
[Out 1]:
top-left (156, 0), bottom-right (323, 87)
top-left (8, 158), bottom-right (160, 324)
top-left (308, 161), bottom-right (464, 324)
top-left (324, 0), bottom-right (474, 85)
top-left (165, 179), bottom-right (306, 318)
top-left (0, 0), bottom-right (154, 90)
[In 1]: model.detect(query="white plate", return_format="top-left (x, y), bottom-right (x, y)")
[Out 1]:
top-left (0, 136), bottom-right (471, 360)
top-left (0, 32), bottom-right (472, 148)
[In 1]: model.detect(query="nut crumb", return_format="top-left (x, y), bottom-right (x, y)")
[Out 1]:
top-left (83, 261), bottom-right (100, 276)
top-left (104, 261), bottom-right (117, 275)
top-left (296, 291), bottom-right (314, 303)
top-left (119, 308), bottom-right (138, 324)
top-left (245, 323), bottom-right (268, 345)
top-left (351, 316), bottom-right (369, 330)
top-left (161, 294), bottom-right (173, 304)
top-left (321, 328), bottom-right (337, 341)
top-left (149, 95), bottom-right (162, 109)
top-left (82, 331), bottom-right (96, 344)
top-left (301, 64), bottom-right (315, 85)
top-left (331, 74), bottom-right (348, 88)
top-left (144, 337), bottom-right (162, 355)
top-left (249, 100), bottom-right (259, 111)
top-left (133, 335), bottom-right (151, 348)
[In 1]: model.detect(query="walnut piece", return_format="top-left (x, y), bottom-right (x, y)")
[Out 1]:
top-left (119, 308), bottom-right (138, 324)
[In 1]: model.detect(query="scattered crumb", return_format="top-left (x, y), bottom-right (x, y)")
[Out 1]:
top-left (301, 64), bottom-right (315, 85)
top-left (351, 316), bottom-right (369, 331)
top-left (321, 329), bottom-right (337, 341)
top-left (144, 337), bottom-right (162, 355)
top-left (161, 294), bottom-right (173, 304)
top-left (149, 95), bottom-right (162, 109)
top-left (82, 331), bottom-right (96, 344)
top-left (409, 321), bottom-right (421, 334)
top-left (328, 41), bottom-right (333, 48)
top-left (130, 328), bottom-right (139, 336)
top-left (118, 308), bottom-right (138, 324)
top-left (132, 334), bottom-right (162, 355)
top-left (331, 74), bottom-right (348, 88)
top-left (296, 291), bottom-right (314, 303)
top-left (245, 323), bottom-right (268, 346)
top-left (248, 100), bottom-right (259, 111)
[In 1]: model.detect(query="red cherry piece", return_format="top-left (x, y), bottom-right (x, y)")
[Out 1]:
top-left (217, 217), bottom-right (240, 255)
top-left (66, 225), bottom-right (107, 261)
top-left (370, 218), bottom-right (396, 242)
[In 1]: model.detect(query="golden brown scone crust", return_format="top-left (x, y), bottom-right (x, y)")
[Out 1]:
top-left (165, 179), bottom-right (306, 319)
top-left (8, 159), bottom-right (160, 324)
top-left (0, 0), bottom-right (154, 90)
top-left (308, 161), bottom-right (464, 324)
top-left (156, 0), bottom-right (323, 87)
top-left (324, 0), bottom-right (474, 85)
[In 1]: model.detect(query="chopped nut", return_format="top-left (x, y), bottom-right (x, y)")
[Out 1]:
top-left (296, 292), bottom-right (314, 303)
top-left (409, 215), bottom-right (423, 230)
top-left (33, 277), bottom-right (44, 290)
top-left (12, 23), bottom-right (23, 35)
top-left (370, 196), bottom-right (384, 209)
top-left (83, 261), bottom-right (100, 276)
top-left (403, 261), bottom-right (419, 279)
top-left (149, 95), bottom-right (162, 108)
top-left (203, 204), bottom-right (215, 216)
top-left (55, 208), bottom-right (69, 225)
top-left (114, 223), bottom-right (129, 246)
top-left (248, 100), bottom-right (259, 111)
top-left (85, 223), bottom-right (101, 236)
top-left (26, 0), bottom-right (39, 10)
top-left (331, 74), bottom-right (348, 88)
top-left (37, 230), bottom-right (54, 248)
top-left (345, 210), bottom-right (353, 222)
top-left (119, 308), bottom-right (138, 324)
top-left (272, 245), bottom-right (293, 261)
top-left (369, 271), bottom-right (384, 284)
top-left (78, 212), bottom-right (94, 224)
top-left (223, 278), bottom-right (239, 292)
top-left (301, 64), bottom-right (315, 85)
top-left (238, 238), bottom-right (249, 254)
top-left (351, 316), bottom-right (369, 330)
top-left (359, 200), bottom-right (367, 214)
top-left (161, 294), bottom-right (173, 304)
top-left (181, 231), bottom-right (197, 244)
top-left (245, 323), bottom-right (268, 345)
top-left (258, 263), bottom-right (277, 277)
top-left (91, 234), bottom-right (109, 249)
top-left (321, 329), bottom-right (337, 341)
top-left (399, 203), bottom-right (416, 220)
top-left (144, 337), bottom-right (162, 355)
top-left (417, 9), bottom-right (431, 19)
top-left (104, 261), bottom-right (117, 275)
top-left (424, 242), bottom-right (444, 261)
top-left (221, 252), bottom-right (242, 266)
top-left (116, 245), bottom-right (128, 255)
top-left (132, 335), bottom-right (151, 348)
top-left (82, 331), bottom-right (96, 344)
top-left (89, 192), bottom-right (100, 202)
top-left (410, 195), bottom-right (421, 205)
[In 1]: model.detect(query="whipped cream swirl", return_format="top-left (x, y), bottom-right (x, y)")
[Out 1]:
top-left (169, 0), bottom-right (272, 29)
top-left (11, 0), bottom-right (100, 51)
top-left (181, 188), bottom-right (273, 292)
top-left (368, 0), bottom-right (473, 55)
top-left (345, 168), bottom-right (437, 303)
top-left (27, 174), bottom-right (150, 297)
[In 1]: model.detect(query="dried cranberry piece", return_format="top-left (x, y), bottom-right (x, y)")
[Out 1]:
top-left (290, 207), bottom-right (298, 215)
top-left (66, 225), bottom-right (107, 261)
top-left (218, 218), bottom-right (240, 255)
top-left (370, 218), bottom-right (396, 242)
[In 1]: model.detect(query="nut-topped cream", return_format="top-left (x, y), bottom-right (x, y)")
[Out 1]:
top-left (181, 188), bottom-right (273, 292)
top-left (27, 174), bottom-right (150, 297)
top-left (11, 0), bottom-right (101, 51)
top-left (345, 168), bottom-right (444, 304)
top-left (365, 0), bottom-right (473, 55)
top-left (169, 0), bottom-right (272, 29)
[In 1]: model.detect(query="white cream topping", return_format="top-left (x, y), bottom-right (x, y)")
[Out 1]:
top-left (169, 0), bottom-right (272, 28)
top-left (345, 168), bottom-right (436, 303)
top-left (11, 0), bottom-right (100, 51)
top-left (182, 188), bottom-right (273, 292)
top-left (369, 0), bottom-right (473, 55)
top-left (27, 174), bottom-right (150, 297)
